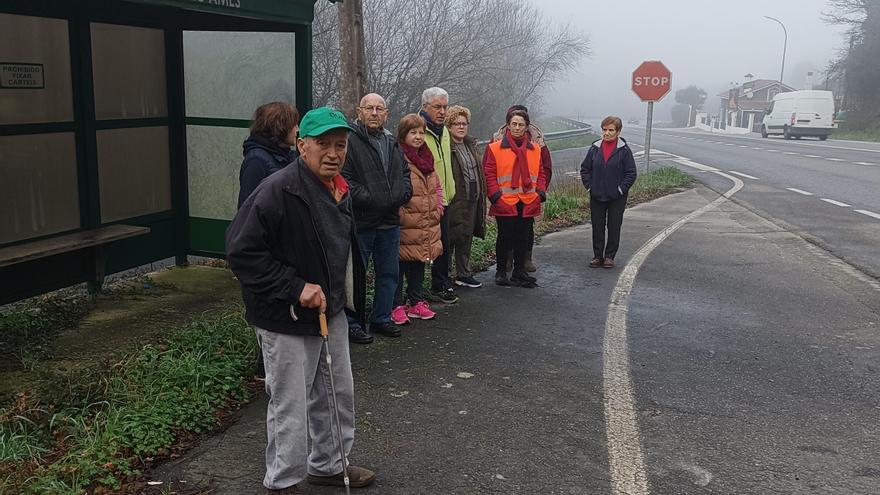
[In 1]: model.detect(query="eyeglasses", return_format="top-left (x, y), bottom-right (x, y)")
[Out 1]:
top-left (427, 103), bottom-right (448, 111)
top-left (359, 106), bottom-right (387, 113)
top-left (451, 121), bottom-right (469, 127)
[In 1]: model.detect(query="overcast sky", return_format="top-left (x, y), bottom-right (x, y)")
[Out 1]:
top-left (537, 0), bottom-right (849, 121)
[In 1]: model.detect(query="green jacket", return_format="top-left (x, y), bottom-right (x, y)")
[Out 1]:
top-left (424, 126), bottom-right (455, 206)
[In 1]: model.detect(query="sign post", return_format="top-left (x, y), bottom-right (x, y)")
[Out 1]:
top-left (631, 61), bottom-right (672, 172)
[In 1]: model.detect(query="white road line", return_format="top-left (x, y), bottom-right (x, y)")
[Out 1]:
top-left (729, 171), bottom-right (759, 180)
top-left (604, 164), bottom-right (743, 495)
top-left (827, 158), bottom-right (845, 162)
top-left (804, 154), bottom-right (821, 158)
top-left (766, 149), bottom-right (779, 153)
top-left (738, 145), bottom-right (749, 148)
top-left (751, 147), bottom-right (764, 150)
top-left (821, 198), bottom-right (851, 207)
top-left (854, 161), bottom-right (877, 166)
top-left (855, 209), bottom-right (880, 220)
top-left (724, 143), bottom-right (736, 146)
top-left (786, 187), bottom-right (813, 196)
top-left (783, 152), bottom-right (799, 155)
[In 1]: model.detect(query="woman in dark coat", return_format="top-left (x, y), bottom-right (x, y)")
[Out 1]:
top-left (237, 101), bottom-right (299, 378)
top-left (445, 105), bottom-right (486, 288)
top-left (237, 101), bottom-right (300, 207)
top-left (579, 116), bottom-right (638, 269)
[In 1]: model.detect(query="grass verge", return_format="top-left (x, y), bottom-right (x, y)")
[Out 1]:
top-left (545, 133), bottom-right (598, 152)
top-left (0, 312), bottom-right (257, 494)
top-left (469, 166), bottom-right (693, 272)
top-left (832, 128), bottom-right (880, 142)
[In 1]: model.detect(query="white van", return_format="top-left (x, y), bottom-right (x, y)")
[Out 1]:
top-left (761, 90), bottom-right (837, 140)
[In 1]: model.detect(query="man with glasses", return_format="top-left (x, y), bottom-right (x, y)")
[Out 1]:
top-left (342, 93), bottom-right (412, 343)
top-left (420, 87), bottom-right (459, 304)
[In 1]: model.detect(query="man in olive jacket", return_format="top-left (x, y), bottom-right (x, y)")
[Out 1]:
top-left (226, 107), bottom-right (375, 494)
top-left (341, 93), bottom-right (412, 343)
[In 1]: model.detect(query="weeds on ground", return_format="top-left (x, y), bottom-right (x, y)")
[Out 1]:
top-left (0, 312), bottom-right (257, 494)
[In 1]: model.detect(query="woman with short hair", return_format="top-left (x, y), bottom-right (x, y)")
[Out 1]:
top-left (579, 116), bottom-right (638, 269)
top-left (483, 107), bottom-right (549, 288)
top-left (445, 105), bottom-right (486, 289)
top-left (391, 114), bottom-right (443, 325)
top-left (237, 101), bottom-right (300, 207)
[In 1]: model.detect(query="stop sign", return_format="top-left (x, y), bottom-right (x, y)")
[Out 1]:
top-left (632, 61), bottom-right (672, 102)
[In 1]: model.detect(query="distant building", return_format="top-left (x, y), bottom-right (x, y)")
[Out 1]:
top-left (719, 76), bottom-right (795, 132)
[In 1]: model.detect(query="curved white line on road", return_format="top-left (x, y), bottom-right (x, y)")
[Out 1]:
top-left (603, 163), bottom-right (743, 495)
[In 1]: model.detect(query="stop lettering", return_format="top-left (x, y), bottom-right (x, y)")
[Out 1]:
top-left (632, 61), bottom-right (672, 102)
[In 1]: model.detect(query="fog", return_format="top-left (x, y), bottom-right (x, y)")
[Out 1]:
top-left (537, 0), bottom-right (849, 122)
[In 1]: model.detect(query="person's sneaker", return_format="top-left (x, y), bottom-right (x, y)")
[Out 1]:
top-left (406, 300), bottom-right (436, 320)
top-left (267, 485), bottom-right (305, 494)
top-left (348, 326), bottom-right (373, 344)
top-left (495, 270), bottom-right (510, 286)
top-left (370, 321), bottom-right (402, 337)
top-left (589, 257), bottom-right (602, 268)
top-left (432, 287), bottom-right (459, 304)
top-left (454, 276), bottom-right (482, 288)
top-left (603, 257), bottom-right (615, 269)
top-left (307, 465), bottom-right (376, 488)
top-left (391, 305), bottom-right (410, 325)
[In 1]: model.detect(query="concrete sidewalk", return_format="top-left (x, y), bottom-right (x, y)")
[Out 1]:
top-left (150, 183), bottom-right (880, 494)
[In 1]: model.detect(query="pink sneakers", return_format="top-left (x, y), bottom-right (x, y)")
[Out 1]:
top-left (406, 301), bottom-right (436, 320)
top-left (391, 305), bottom-right (410, 325)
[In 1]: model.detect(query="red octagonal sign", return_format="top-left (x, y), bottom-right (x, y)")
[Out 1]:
top-left (632, 61), bottom-right (672, 102)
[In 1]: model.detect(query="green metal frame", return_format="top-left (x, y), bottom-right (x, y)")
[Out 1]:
top-left (0, 0), bottom-right (320, 304)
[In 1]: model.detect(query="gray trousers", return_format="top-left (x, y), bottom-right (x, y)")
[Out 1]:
top-left (256, 311), bottom-right (354, 490)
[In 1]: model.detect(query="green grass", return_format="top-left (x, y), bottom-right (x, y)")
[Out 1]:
top-left (832, 128), bottom-right (880, 142)
top-left (0, 312), bottom-right (257, 494)
top-left (545, 133), bottom-right (598, 152)
top-left (0, 297), bottom-right (93, 373)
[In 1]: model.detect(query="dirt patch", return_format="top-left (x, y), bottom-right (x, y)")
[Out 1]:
top-left (0, 266), bottom-right (242, 407)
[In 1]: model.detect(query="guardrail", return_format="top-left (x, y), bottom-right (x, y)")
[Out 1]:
top-left (477, 120), bottom-right (594, 146)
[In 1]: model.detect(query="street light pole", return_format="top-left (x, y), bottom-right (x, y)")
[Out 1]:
top-left (764, 16), bottom-right (787, 84)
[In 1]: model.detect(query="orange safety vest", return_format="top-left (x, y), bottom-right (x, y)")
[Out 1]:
top-left (488, 140), bottom-right (541, 206)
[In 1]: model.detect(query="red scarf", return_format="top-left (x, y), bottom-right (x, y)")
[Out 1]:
top-left (401, 142), bottom-right (435, 175)
top-left (506, 129), bottom-right (532, 190)
top-left (601, 138), bottom-right (617, 163)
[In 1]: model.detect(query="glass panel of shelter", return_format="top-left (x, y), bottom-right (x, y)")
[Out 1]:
top-left (183, 30), bottom-right (296, 228)
top-left (0, 13), bottom-right (79, 244)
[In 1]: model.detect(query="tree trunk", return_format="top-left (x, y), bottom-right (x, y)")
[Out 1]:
top-left (337, 0), bottom-right (367, 119)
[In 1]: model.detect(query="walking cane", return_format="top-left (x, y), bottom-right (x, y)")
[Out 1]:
top-left (319, 311), bottom-right (351, 495)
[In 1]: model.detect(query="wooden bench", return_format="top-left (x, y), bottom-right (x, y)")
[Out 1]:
top-left (0, 225), bottom-right (151, 292)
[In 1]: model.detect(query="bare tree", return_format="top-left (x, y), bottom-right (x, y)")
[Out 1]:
top-left (312, 0), bottom-right (591, 138)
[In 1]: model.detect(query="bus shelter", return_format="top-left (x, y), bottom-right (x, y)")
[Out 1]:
top-left (0, 0), bottom-right (332, 304)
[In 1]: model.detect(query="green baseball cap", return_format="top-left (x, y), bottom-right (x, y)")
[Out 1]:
top-left (299, 107), bottom-right (353, 138)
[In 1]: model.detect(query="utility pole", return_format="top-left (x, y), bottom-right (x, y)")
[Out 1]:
top-left (337, 0), bottom-right (367, 119)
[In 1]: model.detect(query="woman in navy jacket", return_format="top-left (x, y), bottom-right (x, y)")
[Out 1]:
top-left (237, 101), bottom-right (300, 208)
top-left (579, 116), bottom-right (638, 269)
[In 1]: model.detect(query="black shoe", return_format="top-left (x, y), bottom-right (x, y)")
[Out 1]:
top-left (454, 276), bottom-right (482, 288)
top-left (370, 321), bottom-right (402, 338)
top-left (495, 270), bottom-right (510, 286)
top-left (348, 326), bottom-right (373, 344)
top-left (431, 287), bottom-right (460, 304)
top-left (511, 270), bottom-right (537, 288)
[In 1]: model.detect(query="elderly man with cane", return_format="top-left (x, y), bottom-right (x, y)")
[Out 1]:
top-left (226, 107), bottom-right (376, 494)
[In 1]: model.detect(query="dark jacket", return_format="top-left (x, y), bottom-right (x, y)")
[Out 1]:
top-left (449, 136), bottom-right (487, 239)
top-left (225, 158), bottom-right (366, 335)
top-left (580, 137), bottom-right (638, 202)
top-left (237, 133), bottom-right (297, 208)
top-left (341, 121), bottom-right (412, 231)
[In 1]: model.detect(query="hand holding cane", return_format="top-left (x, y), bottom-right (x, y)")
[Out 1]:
top-left (319, 311), bottom-right (351, 495)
